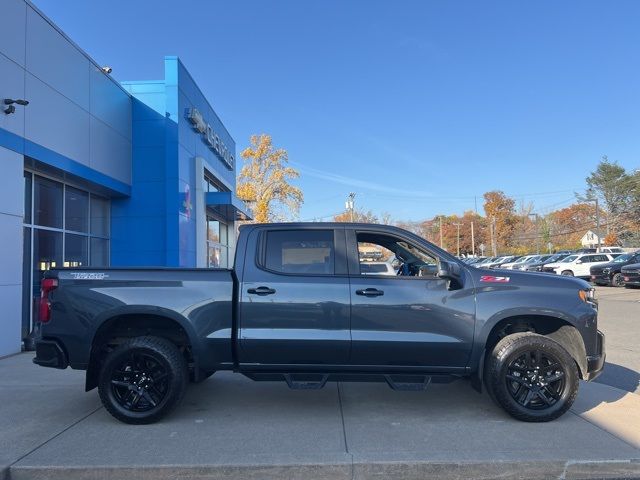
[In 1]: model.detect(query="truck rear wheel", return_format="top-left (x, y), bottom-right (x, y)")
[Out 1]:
top-left (485, 332), bottom-right (578, 422)
top-left (98, 336), bottom-right (187, 424)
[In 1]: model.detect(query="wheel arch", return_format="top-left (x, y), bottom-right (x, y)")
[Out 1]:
top-left (472, 314), bottom-right (587, 392)
top-left (85, 308), bottom-right (201, 391)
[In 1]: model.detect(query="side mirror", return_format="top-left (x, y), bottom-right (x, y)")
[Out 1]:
top-left (575, 260), bottom-right (583, 264)
top-left (437, 260), bottom-right (463, 288)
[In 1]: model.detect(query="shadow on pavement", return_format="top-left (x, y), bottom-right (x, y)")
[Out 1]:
top-left (594, 361), bottom-right (640, 394)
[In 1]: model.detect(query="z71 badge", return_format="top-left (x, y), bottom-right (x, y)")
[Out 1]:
top-left (480, 275), bottom-right (510, 283)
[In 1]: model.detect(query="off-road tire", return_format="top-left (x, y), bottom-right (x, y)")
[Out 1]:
top-left (98, 336), bottom-right (188, 424)
top-left (485, 332), bottom-right (579, 422)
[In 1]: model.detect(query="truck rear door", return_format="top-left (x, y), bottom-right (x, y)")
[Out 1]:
top-left (237, 226), bottom-right (351, 366)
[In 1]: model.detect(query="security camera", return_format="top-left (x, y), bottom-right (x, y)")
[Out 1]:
top-left (15, 99), bottom-right (29, 106)
top-left (101, 66), bottom-right (113, 74)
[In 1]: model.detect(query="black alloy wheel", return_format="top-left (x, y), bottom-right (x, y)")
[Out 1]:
top-left (485, 332), bottom-right (579, 422)
top-left (110, 351), bottom-right (169, 412)
top-left (98, 336), bottom-right (187, 424)
top-left (611, 272), bottom-right (625, 287)
top-left (505, 350), bottom-right (566, 410)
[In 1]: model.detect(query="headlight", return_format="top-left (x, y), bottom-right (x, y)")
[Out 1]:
top-left (602, 267), bottom-right (611, 274)
top-left (579, 288), bottom-right (596, 304)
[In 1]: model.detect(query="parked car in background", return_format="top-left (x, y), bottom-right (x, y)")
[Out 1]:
top-left (481, 256), bottom-right (510, 268)
top-left (512, 255), bottom-right (544, 270)
top-left (523, 254), bottom-right (570, 272)
top-left (598, 247), bottom-right (624, 254)
top-left (621, 263), bottom-right (640, 288)
top-left (489, 255), bottom-right (520, 269)
top-left (360, 261), bottom-right (396, 276)
top-left (590, 251), bottom-right (640, 287)
top-left (551, 253), bottom-right (615, 278)
top-left (500, 255), bottom-right (537, 270)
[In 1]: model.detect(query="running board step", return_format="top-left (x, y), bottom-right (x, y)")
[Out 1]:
top-left (283, 374), bottom-right (330, 390)
top-left (384, 374), bottom-right (432, 391)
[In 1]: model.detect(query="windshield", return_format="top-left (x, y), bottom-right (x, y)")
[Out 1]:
top-left (562, 255), bottom-right (578, 263)
top-left (514, 256), bottom-right (529, 263)
top-left (612, 253), bottom-right (633, 263)
top-left (525, 256), bottom-right (541, 263)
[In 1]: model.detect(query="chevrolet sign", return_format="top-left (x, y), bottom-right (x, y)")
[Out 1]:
top-left (187, 107), bottom-right (235, 169)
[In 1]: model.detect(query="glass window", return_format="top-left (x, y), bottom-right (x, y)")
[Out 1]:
top-left (90, 238), bottom-right (109, 267)
top-left (90, 196), bottom-right (109, 236)
top-left (64, 234), bottom-right (88, 267)
top-left (32, 229), bottom-right (63, 301)
top-left (34, 176), bottom-right (63, 228)
top-left (24, 172), bottom-right (32, 224)
top-left (207, 218), bottom-right (220, 243)
top-left (65, 187), bottom-right (89, 233)
top-left (265, 230), bottom-right (335, 275)
top-left (357, 232), bottom-right (438, 277)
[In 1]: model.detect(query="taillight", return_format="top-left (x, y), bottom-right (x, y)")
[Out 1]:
top-left (39, 278), bottom-right (58, 323)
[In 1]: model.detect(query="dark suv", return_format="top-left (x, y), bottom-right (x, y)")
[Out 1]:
top-left (590, 251), bottom-right (640, 287)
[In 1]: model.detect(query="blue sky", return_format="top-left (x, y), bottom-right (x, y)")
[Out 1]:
top-left (33, 0), bottom-right (640, 222)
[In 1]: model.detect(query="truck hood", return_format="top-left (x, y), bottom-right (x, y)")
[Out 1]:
top-left (470, 266), bottom-right (591, 290)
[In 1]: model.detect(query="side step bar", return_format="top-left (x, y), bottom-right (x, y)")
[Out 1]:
top-left (242, 372), bottom-right (458, 391)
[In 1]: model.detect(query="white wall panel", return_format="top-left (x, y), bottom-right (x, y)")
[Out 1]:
top-left (25, 5), bottom-right (90, 110)
top-left (24, 73), bottom-right (90, 166)
top-left (90, 65), bottom-right (132, 141)
top-left (0, 214), bottom-right (23, 286)
top-left (0, 146), bottom-right (24, 218)
top-left (0, 0), bottom-right (27, 67)
top-left (90, 117), bottom-right (132, 184)
top-left (0, 53), bottom-right (26, 137)
top-left (0, 285), bottom-right (22, 356)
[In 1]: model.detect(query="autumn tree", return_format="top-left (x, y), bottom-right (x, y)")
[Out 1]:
top-left (546, 203), bottom-right (595, 250)
top-left (581, 156), bottom-right (640, 245)
top-left (334, 208), bottom-right (378, 223)
top-left (236, 134), bottom-right (303, 223)
top-left (483, 191), bottom-right (517, 254)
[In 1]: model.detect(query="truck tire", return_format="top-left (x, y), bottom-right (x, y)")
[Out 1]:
top-left (98, 336), bottom-right (188, 424)
top-left (560, 270), bottom-right (574, 276)
top-left (485, 332), bottom-right (578, 422)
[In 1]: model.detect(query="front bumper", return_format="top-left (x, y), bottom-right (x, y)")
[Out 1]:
top-left (590, 273), bottom-right (611, 285)
top-left (622, 273), bottom-right (640, 286)
top-left (33, 339), bottom-right (68, 369)
top-left (584, 330), bottom-right (605, 381)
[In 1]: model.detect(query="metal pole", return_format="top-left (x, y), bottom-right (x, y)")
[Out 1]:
top-left (471, 221), bottom-right (475, 256)
top-left (595, 198), bottom-right (601, 251)
top-left (439, 216), bottom-right (444, 249)
top-left (453, 223), bottom-right (462, 256)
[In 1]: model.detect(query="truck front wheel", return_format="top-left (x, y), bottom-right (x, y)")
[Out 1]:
top-left (485, 332), bottom-right (579, 422)
top-left (98, 336), bottom-right (188, 424)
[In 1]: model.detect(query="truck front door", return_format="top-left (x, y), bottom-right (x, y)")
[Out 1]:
top-left (347, 228), bottom-right (475, 370)
top-left (238, 227), bottom-right (351, 366)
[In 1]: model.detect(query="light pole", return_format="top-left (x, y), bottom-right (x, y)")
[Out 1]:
top-left (439, 216), bottom-right (444, 249)
top-left (471, 221), bottom-right (475, 256)
top-left (345, 192), bottom-right (356, 222)
top-left (585, 198), bottom-right (601, 250)
top-left (453, 222), bottom-right (462, 256)
top-left (528, 213), bottom-right (539, 255)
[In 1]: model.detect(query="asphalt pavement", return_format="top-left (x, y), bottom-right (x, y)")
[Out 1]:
top-left (1, 288), bottom-right (639, 480)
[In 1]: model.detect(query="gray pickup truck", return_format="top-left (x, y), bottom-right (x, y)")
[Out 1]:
top-left (33, 223), bottom-right (604, 424)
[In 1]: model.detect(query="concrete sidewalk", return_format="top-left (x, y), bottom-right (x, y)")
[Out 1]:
top-left (1, 353), bottom-right (639, 480)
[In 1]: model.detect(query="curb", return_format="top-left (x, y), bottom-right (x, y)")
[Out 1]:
top-left (8, 459), bottom-right (640, 480)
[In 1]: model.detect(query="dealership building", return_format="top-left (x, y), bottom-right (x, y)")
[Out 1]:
top-left (0, 0), bottom-right (251, 357)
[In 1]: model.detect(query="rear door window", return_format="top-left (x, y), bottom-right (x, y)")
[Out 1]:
top-left (264, 230), bottom-right (335, 275)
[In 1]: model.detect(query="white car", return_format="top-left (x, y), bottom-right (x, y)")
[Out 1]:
top-left (550, 253), bottom-right (615, 278)
top-left (599, 247), bottom-right (624, 254)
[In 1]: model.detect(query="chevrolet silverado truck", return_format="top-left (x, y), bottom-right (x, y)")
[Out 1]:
top-left (33, 223), bottom-right (605, 424)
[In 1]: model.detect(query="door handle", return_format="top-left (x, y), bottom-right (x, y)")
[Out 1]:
top-left (356, 288), bottom-right (384, 297)
top-left (247, 286), bottom-right (276, 296)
